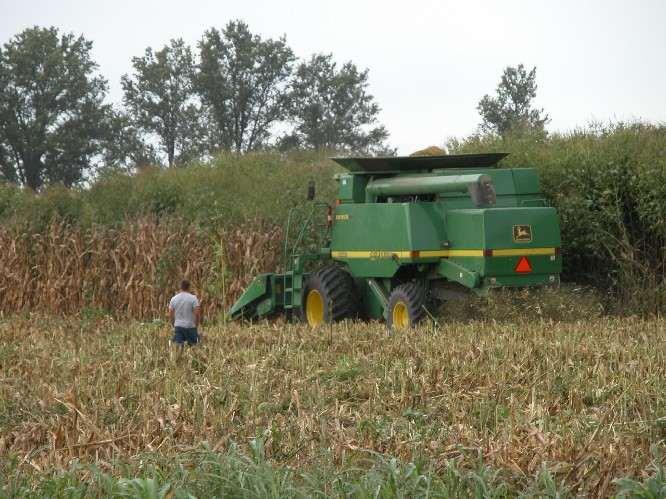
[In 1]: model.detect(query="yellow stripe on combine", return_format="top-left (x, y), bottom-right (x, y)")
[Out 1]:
top-left (420, 249), bottom-right (485, 257)
top-left (331, 247), bottom-right (556, 259)
top-left (330, 250), bottom-right (412, 259)
top-left (492, 248), bottom-right (556, 256)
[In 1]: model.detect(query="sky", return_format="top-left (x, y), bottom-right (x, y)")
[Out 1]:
top-left (1, 0), bottom-right (665, 154)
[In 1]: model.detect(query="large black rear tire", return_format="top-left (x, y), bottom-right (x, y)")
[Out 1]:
top-left (386, 282), bottom-right (427, 330)
top-left (302, 265), bottom-right (357, 327)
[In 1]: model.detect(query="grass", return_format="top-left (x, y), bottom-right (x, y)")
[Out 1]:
top-left (1, 311), bottom-right (665, 497)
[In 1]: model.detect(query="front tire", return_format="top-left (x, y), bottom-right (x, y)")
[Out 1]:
top-left (302, 265), bottom-right (357, 327)
top-left (386, 282), bottom-right (427, 330)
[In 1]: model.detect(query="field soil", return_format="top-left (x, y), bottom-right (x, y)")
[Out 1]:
top-left (1, 314), bottom-right (665, 497)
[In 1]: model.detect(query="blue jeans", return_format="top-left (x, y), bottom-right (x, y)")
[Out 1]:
top-left (172, 326), bottom-right (199, 346)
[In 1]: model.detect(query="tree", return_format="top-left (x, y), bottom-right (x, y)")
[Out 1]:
top-left (197, 21), bottom-right (295, 153)
top-left (0, 26), bottom-right (110, 190)
top-left (122, 39), bottom-right (201, 167)
top-left (101, 110), bottom-right (160, 171)
top-left (0, 142), bottom-right (11, 184)
top-left (477, 64), bottom-right (549, 137)
top-left (284, 54), bottom-right (390, 154)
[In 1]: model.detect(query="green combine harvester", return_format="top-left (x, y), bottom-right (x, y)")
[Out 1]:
top-left (228, 153), bottom-right (562, 329)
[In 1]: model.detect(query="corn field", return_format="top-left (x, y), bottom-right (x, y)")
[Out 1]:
top-left (0, 218), bottom-right (283, 319)
top-left (1, 316), bottom-right (665, 497)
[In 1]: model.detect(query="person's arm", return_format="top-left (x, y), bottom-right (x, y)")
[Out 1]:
top-left (168, 298), bottom-right (175, 325)
top-left (193, 295), bottom-right (201, 327)
top-left (194, 306), bottom-right (201, 327)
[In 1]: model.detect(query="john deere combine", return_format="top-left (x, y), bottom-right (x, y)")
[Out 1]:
top-left (228, 153), bottom-right (561, 329)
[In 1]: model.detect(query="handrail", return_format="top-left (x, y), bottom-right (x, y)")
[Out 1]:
top-left (283, 202), bottom-right (330, 271)
top-left (283, 206), bottom-right (297, 270)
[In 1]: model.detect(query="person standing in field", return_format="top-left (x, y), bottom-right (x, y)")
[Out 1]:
top-left (168, 279), bottom-right (201, 347)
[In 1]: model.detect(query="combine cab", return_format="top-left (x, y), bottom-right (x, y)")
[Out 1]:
top-left (229, 153), bottom-right (562, 329)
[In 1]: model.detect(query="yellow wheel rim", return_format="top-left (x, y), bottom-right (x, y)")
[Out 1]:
top-left (306, 289), bottom-right (325, 327)
top-left (392, 301), bottom-right (410, 329)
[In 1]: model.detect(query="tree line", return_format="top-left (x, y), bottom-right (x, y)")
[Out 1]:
top-left (0, 22), bottom-right (549, 191)
top-left (0, 22), bottom-right (391, 189)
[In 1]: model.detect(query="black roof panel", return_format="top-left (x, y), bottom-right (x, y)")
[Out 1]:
top-left (332, 153), bottom-right (509, 173)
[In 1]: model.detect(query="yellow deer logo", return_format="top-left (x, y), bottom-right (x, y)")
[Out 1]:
top-left (513, 225), bottom-right (532, 243)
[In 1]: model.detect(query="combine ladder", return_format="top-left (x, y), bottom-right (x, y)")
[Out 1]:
top-left (282, 203), bottom-right (330, 313)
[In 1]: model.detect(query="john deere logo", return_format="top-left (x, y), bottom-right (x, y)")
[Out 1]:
top-left (513, 225), bottom-right (532, 243)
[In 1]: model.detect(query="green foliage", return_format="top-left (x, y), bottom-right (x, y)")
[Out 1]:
top-left (1, 22), bottom-right (390, 173)
top-left (198, 21), bottom-right (295, 153)
top-left (72, 150), bottom-right (337, 228)
top-left (0, 26), bottom-right (111, 190)
top-left (115, 478), bottom-right (174, 499)
top-left (122, 39), bottom-right (201, 167)
top-left (101, 110), bottom-right (160, 171)
top-left (9, 184), bottom-right (85, 232)
top-left (285, 53), bottom-right (392, 154)
top-left (477, 64), bottom-right (549, 137)
top-left (615, 450), bottom-right (666, 498)
top-left (3, 446), bottom-right (662, 498)
top-left (0, 182), bottom-right (25, 219)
